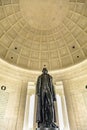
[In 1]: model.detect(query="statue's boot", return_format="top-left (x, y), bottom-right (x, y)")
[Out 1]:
top-left (50, 122), bottom-right (59, 128)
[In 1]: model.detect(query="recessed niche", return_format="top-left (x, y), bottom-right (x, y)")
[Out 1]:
top-left (85, 85), bottom-right (87, 89)
top-left (15, 47), bottom-right (17, 50)
top-left (77, 56), bottom-right (79, 58)
top-left (11, 56), bottom-right (13, 59)
top-left (72, 46), bottom-right (75, 49)
top-left (1, 86), bottom-right (6, 91)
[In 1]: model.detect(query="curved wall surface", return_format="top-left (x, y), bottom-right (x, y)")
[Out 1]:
top-left (0, 59), bottom-right (87, 130)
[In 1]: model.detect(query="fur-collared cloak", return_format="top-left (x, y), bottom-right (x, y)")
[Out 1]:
top-left (36, 73), bottom-right (56, 123)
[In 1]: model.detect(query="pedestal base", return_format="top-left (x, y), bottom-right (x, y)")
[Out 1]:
top-left (36, 128), bottom-right (59, 130)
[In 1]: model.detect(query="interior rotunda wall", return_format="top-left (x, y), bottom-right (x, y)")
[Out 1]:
top-left (0, 59), bottom-right (87, 130)
top-left (63, 75), bottom-right (87, 130)
top-left (0, 76), bottom-right (27, 130)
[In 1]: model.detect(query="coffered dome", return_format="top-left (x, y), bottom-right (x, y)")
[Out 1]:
top-left (0, 0), bottom-right (87, 70)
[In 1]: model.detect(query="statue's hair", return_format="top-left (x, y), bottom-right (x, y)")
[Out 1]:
top-left (42, 67), bottom-right (48, 73)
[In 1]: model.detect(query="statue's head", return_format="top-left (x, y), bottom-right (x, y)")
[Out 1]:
top-left (42, 67), bottom-right (48, 74)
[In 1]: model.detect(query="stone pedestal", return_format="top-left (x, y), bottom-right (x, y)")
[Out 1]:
top-left (36, 128), bottom-right (59, 130)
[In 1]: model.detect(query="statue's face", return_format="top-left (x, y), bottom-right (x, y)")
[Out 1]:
top-left (43, 70), bottom-right (48, 74)
top-left (42, 68), bottom-right (48, 74)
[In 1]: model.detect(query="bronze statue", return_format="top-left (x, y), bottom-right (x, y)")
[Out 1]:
top-left (36, 67), bottom-right (58, 128)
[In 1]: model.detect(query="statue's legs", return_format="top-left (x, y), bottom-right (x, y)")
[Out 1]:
top-left (42, 91), bottom-right (46, 124)
top-left (41, 91), bottom-right (52, 124)
top-left (45, 91), bottom-right (53, 123)
top-left (41, 90), bottom-right (57, 126)
top-left (40, 90), bottom-right (58, 128)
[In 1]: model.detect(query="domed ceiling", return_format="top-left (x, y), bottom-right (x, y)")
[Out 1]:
top-left (0, 0), bottom-right (87, 70)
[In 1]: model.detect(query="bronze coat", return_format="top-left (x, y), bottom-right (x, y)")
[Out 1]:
top-left (36, 73), bottom-right (56, 123)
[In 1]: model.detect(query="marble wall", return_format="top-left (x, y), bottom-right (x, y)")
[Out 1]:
top-left (0, 59), bottom-right (87, 130)
top-left (0, 75), bottom-right (27, 130)
top-left (63, 76), bottom-right (87, 130)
